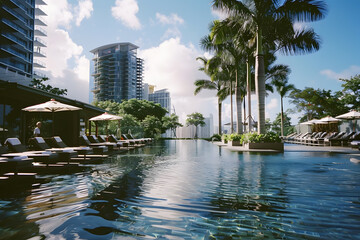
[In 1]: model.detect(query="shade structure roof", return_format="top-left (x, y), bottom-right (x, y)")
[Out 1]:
top-left (22, 99), bottom-right (82, 112)
top-left (318, 116), bottom-right (340, 123)
top-left (336, 110), bottom-right (360, 120)
top-left (89, 112), bottom-right (123, 121)
top-left (300, 119), bottom-right (322, 125)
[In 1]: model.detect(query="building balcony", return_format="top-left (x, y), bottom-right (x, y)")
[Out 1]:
top-left (36, 0), bottom-right (47, 5)
top-left (35, 6), bottom-right (47, 16)
top-left (34, 26), bottom-right (47, 36)
top-left (33, 37), bottom-right (46, 47)
top-left (35, 16), bottom-right (47, 26)
top-left (1, 18), bottom-right (28, 36)
top-left (9, 0), bottom-right (33, 19)
top-left (33, 48), bottom-right (46, 57)
top-left (0, 47), bottom-right (30, 64)
top-left (33, 70), bottom-right (47, 78)
top-left (33, 59), bottom-right (46, 68)
top-left (2, 5), bottom-right (31, 26)
top-left (1, 33), bottom-right (31, 52)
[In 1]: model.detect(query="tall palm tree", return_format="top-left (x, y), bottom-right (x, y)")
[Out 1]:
top-left (272, 78), bottom-right (295, 137)
top-left (212, 0), bottom-right (327, 133)
top-left (194, 56), bottom-right (229, 134)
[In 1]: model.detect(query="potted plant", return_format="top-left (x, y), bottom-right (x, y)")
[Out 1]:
top-left (241, 132), bottom-right (284, 151)
top-left (228, 133), bottom-right (242, 146)
top-left (221, 134), bottom-right (229, 144)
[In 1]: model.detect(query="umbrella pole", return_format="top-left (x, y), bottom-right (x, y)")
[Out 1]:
top-left (52, 111), bottom-right (55, 136)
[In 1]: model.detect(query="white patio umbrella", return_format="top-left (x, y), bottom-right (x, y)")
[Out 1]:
top-left (300, 119), bottom-right (322, 125)
top-left (89, 112), bottom-right (122, 136)
top-left (336, 110), bottom-right (360, 131)
top-left (319, 116), bottom-right (340, 123)
top-left (22, 98), bottom-right (82, 135)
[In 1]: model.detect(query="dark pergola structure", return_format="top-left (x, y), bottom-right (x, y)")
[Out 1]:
top-left (0, 80), bottom-right (105, 146)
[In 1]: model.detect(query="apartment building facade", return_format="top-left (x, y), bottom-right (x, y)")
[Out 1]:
top-left (90, 42), bottom-right (144, 103)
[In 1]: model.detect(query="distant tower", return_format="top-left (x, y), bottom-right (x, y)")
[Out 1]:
top-left (148, 88), bottom-right (171, 114)
top-left (90, 42), bottom-right (144, 102)
top-left (33, 0), bottom-right (47, 79)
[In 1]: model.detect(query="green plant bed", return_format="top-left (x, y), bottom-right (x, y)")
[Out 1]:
top-left (241, 132), bottom-right (283, 151)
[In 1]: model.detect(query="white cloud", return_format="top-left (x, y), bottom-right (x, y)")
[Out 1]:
top-left (74, 0), bottom-right (93, 26)
top-left (139, 38), bottom-right (218, 124)
top-left (111, 0), bottom-right (141, 30)
top-left (38, 1), bottom-right (90, 102)
top-left (211, 8), bottom-right (228, 20)
top-left (267, 98), bottom-right (278, 110)
top-left (45, 0), bottom-right (73, 29)
top-left (320, 65), bottom-right (360, 80)
top-left (162, 27), bottom-right (182, 40)
top-left (156, 13), bottom-right (184, 25)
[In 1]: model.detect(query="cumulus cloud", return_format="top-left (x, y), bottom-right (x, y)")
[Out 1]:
top-left (156, 13), bottom-right (184, 25)
top-left (320, 65), bottom-right (360, 80)
top-left (38, 0), bottom-right (91, 102)
top-left (138, 38), bottom-right (218, 124)
top-left (111, 0), bottom-right (141, 30)
top-left (211, 8), bottom-right (228, 20)
top-left (74, 0), bottom-right (93, 26)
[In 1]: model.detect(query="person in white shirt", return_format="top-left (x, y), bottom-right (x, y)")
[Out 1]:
top-left (34, 121), bottom-right (42, 137)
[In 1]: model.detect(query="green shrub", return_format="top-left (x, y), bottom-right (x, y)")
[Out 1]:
top-left (229, 133), bottom-right (242, 141)
top-left (240, 132), bottom-right (281, 144)
top-left (210, 134), bottom-right (221, 142)
top-left (221, 134), bottom-right (229, 143)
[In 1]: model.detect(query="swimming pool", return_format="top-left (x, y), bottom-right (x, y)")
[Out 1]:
top-left (0, 140), bottom-right (359, 239)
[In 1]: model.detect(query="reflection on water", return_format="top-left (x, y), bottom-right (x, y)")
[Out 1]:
top-left (0, 140), bottom-right (360, 239)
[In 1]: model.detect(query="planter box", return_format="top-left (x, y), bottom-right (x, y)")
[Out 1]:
top-left (222, 140), bottom-right (228, 145)
top-left (228, 140), bottom-right (242, 146)
top-left (244, 142), bottom-right (284, 152)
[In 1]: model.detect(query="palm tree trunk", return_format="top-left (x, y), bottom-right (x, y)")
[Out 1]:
top-left (246, 60), bottom-right (251, 132)
top-left (218, 98), bottom-right (222, 135)
top-left (235, 69), bottom-right (243, 133)
top-left (255, 29), bottom-right (266, 134)
top-left (195, 125), bottom-right (198, 139)
top-left (281, 96), bottom-right (284, 137)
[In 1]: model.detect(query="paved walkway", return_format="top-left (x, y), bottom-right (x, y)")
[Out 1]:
top-left (213, 142), bottom-right (360, 155)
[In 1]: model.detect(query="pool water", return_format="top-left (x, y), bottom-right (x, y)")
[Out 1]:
top-left (0, 140), bottom-right (359, 239)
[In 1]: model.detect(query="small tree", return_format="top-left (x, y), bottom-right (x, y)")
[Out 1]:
top-left (272, 111), bottom-right (295, 136)
top-left (30, 77), bottom-right (68, 96)
top-left (142, 115), bottom-right (163, 138)
top-left (162, 113), bottom-right (183, 138)
top-left (186, 112), bottom-right (205, 139)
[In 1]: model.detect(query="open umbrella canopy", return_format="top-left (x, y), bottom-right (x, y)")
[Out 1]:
top-left (336, 110), bottom-right (360, 132)
top-left (300, 119), bottom-right (322, 125)
top-left (89, 112), bottom-right (122, 121)
top-left (336, 110), bottom-right (360, 120)
top-left (319, 116), bottom-right (340, 123)
top-left (22, 99), bottom-right (82, 112)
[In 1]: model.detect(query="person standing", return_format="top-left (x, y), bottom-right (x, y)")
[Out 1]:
top-left (34, 121), bottom-right (42, 137)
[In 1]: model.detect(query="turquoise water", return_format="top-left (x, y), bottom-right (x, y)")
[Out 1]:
top-left (0, 140), bottom-right (360, 239)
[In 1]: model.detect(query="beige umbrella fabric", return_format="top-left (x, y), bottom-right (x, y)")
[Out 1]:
top-left (336, 110), bottom-right (360, 131)
top-left (89, 112), bottom-right (123, 136)
top-left (22, 98), bottom-right (82, 112)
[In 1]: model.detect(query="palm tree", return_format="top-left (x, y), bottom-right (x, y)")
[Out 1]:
top-left (212, 0), bottom-right (327, 133)
top-left (272, 78), bottom-right (295, 137)
top-left (194, 56), bottom-right (229, 134)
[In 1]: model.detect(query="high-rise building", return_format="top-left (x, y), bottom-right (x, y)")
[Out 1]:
top-left (0, 0), bottom-right (43, 85)
top-left (90, 42), bottom-right (144, 102)
top-left (32, 0), bottom-right (47, 78)
top-left (148, 88), bottom-right (171, 114)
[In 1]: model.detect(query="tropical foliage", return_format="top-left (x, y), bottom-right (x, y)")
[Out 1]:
top-left (240, 132), bottom-right (281, 144)
top-left (186, 112), bottom-right (206, 138)
top-left (30, 77), bottom-right (68, 96)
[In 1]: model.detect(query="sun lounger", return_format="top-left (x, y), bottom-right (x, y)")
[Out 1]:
top-left (87, 135), bottom-right (117, 151)
top-left (49, 136), bottom-right (92, 153)
top-left (324, 132), bottom-right (346, 146)
top-left (28, 137), bottom-right (78, 158)
top-left (79, 135), bottom-right (109, 154)
top-left (329, 132), bottom-right (355, 146)
top-left (97, 135), bottom-right (126, 148)
top-left (107, 135), bottom-right (130, 148)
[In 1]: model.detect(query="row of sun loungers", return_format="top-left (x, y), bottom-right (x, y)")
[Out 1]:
top-left (283, 131), bottom-right (360, 147)
top-left (0, 135), bottom-right (153, 186)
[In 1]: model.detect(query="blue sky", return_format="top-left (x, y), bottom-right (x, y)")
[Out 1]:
top-left (41, 0), bottom-right (360, 126)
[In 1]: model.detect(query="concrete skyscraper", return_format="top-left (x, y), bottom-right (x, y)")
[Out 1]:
top-left (90, 42), bottom-right (144, 102)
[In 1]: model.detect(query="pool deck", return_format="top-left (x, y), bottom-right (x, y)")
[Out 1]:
top-left (213, 142), bottom-right (360, 156)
